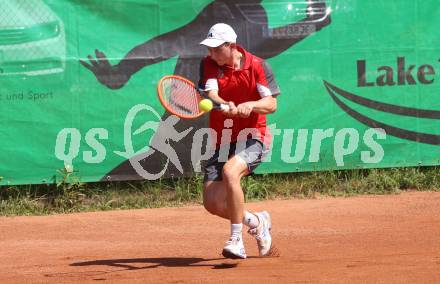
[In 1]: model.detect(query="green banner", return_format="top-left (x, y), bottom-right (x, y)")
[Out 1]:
top-left (1, 0), bottom-right (439, 185)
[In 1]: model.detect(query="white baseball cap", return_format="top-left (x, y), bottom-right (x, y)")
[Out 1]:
top-left (200, 23), bottom-right (237, 47)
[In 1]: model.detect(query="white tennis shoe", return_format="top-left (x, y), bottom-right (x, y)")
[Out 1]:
top-left (222, 235), bottom-right (247, 259)
top-left (248, 211), bottom-right (272, 256)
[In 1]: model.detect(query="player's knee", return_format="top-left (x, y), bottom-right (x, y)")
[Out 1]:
top-left (222, 165), bottom-right (240, 185)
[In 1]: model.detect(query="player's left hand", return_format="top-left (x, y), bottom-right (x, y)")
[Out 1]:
top-left (236, 102), bottom-right (254, 118)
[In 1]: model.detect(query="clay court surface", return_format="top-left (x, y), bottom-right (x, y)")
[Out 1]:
top-left (0, 191), bottom-right (439, 283)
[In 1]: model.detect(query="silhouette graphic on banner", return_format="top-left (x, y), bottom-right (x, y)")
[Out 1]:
top-left (81, 0), bottom-right (332, 180)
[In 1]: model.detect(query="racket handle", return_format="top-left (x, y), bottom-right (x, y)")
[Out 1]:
top-left (199, 88), bottom-right (230, 111)
top-left (219, 104), bottom-right (230, 111)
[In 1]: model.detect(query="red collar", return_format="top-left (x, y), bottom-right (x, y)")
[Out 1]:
top-left (236, 45), bottom-right (251, 70)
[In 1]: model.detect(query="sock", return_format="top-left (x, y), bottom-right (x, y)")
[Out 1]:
top-left (242, 211), bottom-right (260, 229)
top-left (230, 223), bottom-right (243, 239)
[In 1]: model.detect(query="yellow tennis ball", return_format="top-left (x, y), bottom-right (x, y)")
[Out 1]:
top-left (199, 99), bottom-right (213, 112)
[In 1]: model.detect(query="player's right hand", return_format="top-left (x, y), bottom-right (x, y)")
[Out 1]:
top-left (223, 101), bottom-right (238, 117)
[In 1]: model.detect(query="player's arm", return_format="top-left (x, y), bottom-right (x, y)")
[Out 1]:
top-left (240, 96), bottom-right (277, 115)
top-left (206, 89), bottom-right (238, 117)
top-left (205, 89), bottom-right (228, 105)
top-left (199, 59), bottom-right (238, 116)
top-left (236, 60), bottom-right (280, 117)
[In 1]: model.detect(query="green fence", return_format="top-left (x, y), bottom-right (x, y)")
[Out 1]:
top-left (1, 0), bottom-right (439, 185)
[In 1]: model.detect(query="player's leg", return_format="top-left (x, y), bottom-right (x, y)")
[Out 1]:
top-left (202, 146), bottom-right (247, 259)
top-left (202, 143), bottom-right (247, 220)
top-left (220, 154), bottom-right (250, 259)
top-left (202, 146), bottom-right (229, 218)
top-left (203, 180), bottom-right (259, 227)
top-left (222, 155), bottom-right (249, 224)
top-left (233, 139), bottom-right (273, 257)
top-left (202, 139), bottom-right (272, 258)
top-left (203, 180), bottom-right (229, 219)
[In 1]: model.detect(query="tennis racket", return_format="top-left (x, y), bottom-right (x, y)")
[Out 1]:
top-left (157, 75), bottom-right (229, 119)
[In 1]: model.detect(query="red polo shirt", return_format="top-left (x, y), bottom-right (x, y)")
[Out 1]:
top-left (199, 45), bottom-right (280, 150)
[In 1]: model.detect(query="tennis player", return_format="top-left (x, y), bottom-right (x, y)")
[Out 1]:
top-left (199, 23), bottom-right (280, 259)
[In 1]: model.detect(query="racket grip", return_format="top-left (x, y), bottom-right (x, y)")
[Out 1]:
top-left (219, 104), bottom-right (230, 111)
top-left (199, 88), bottom-right (230, 111)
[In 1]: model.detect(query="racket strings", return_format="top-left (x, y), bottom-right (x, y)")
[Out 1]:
top-left (161, 78), bottom-right (201, 117)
